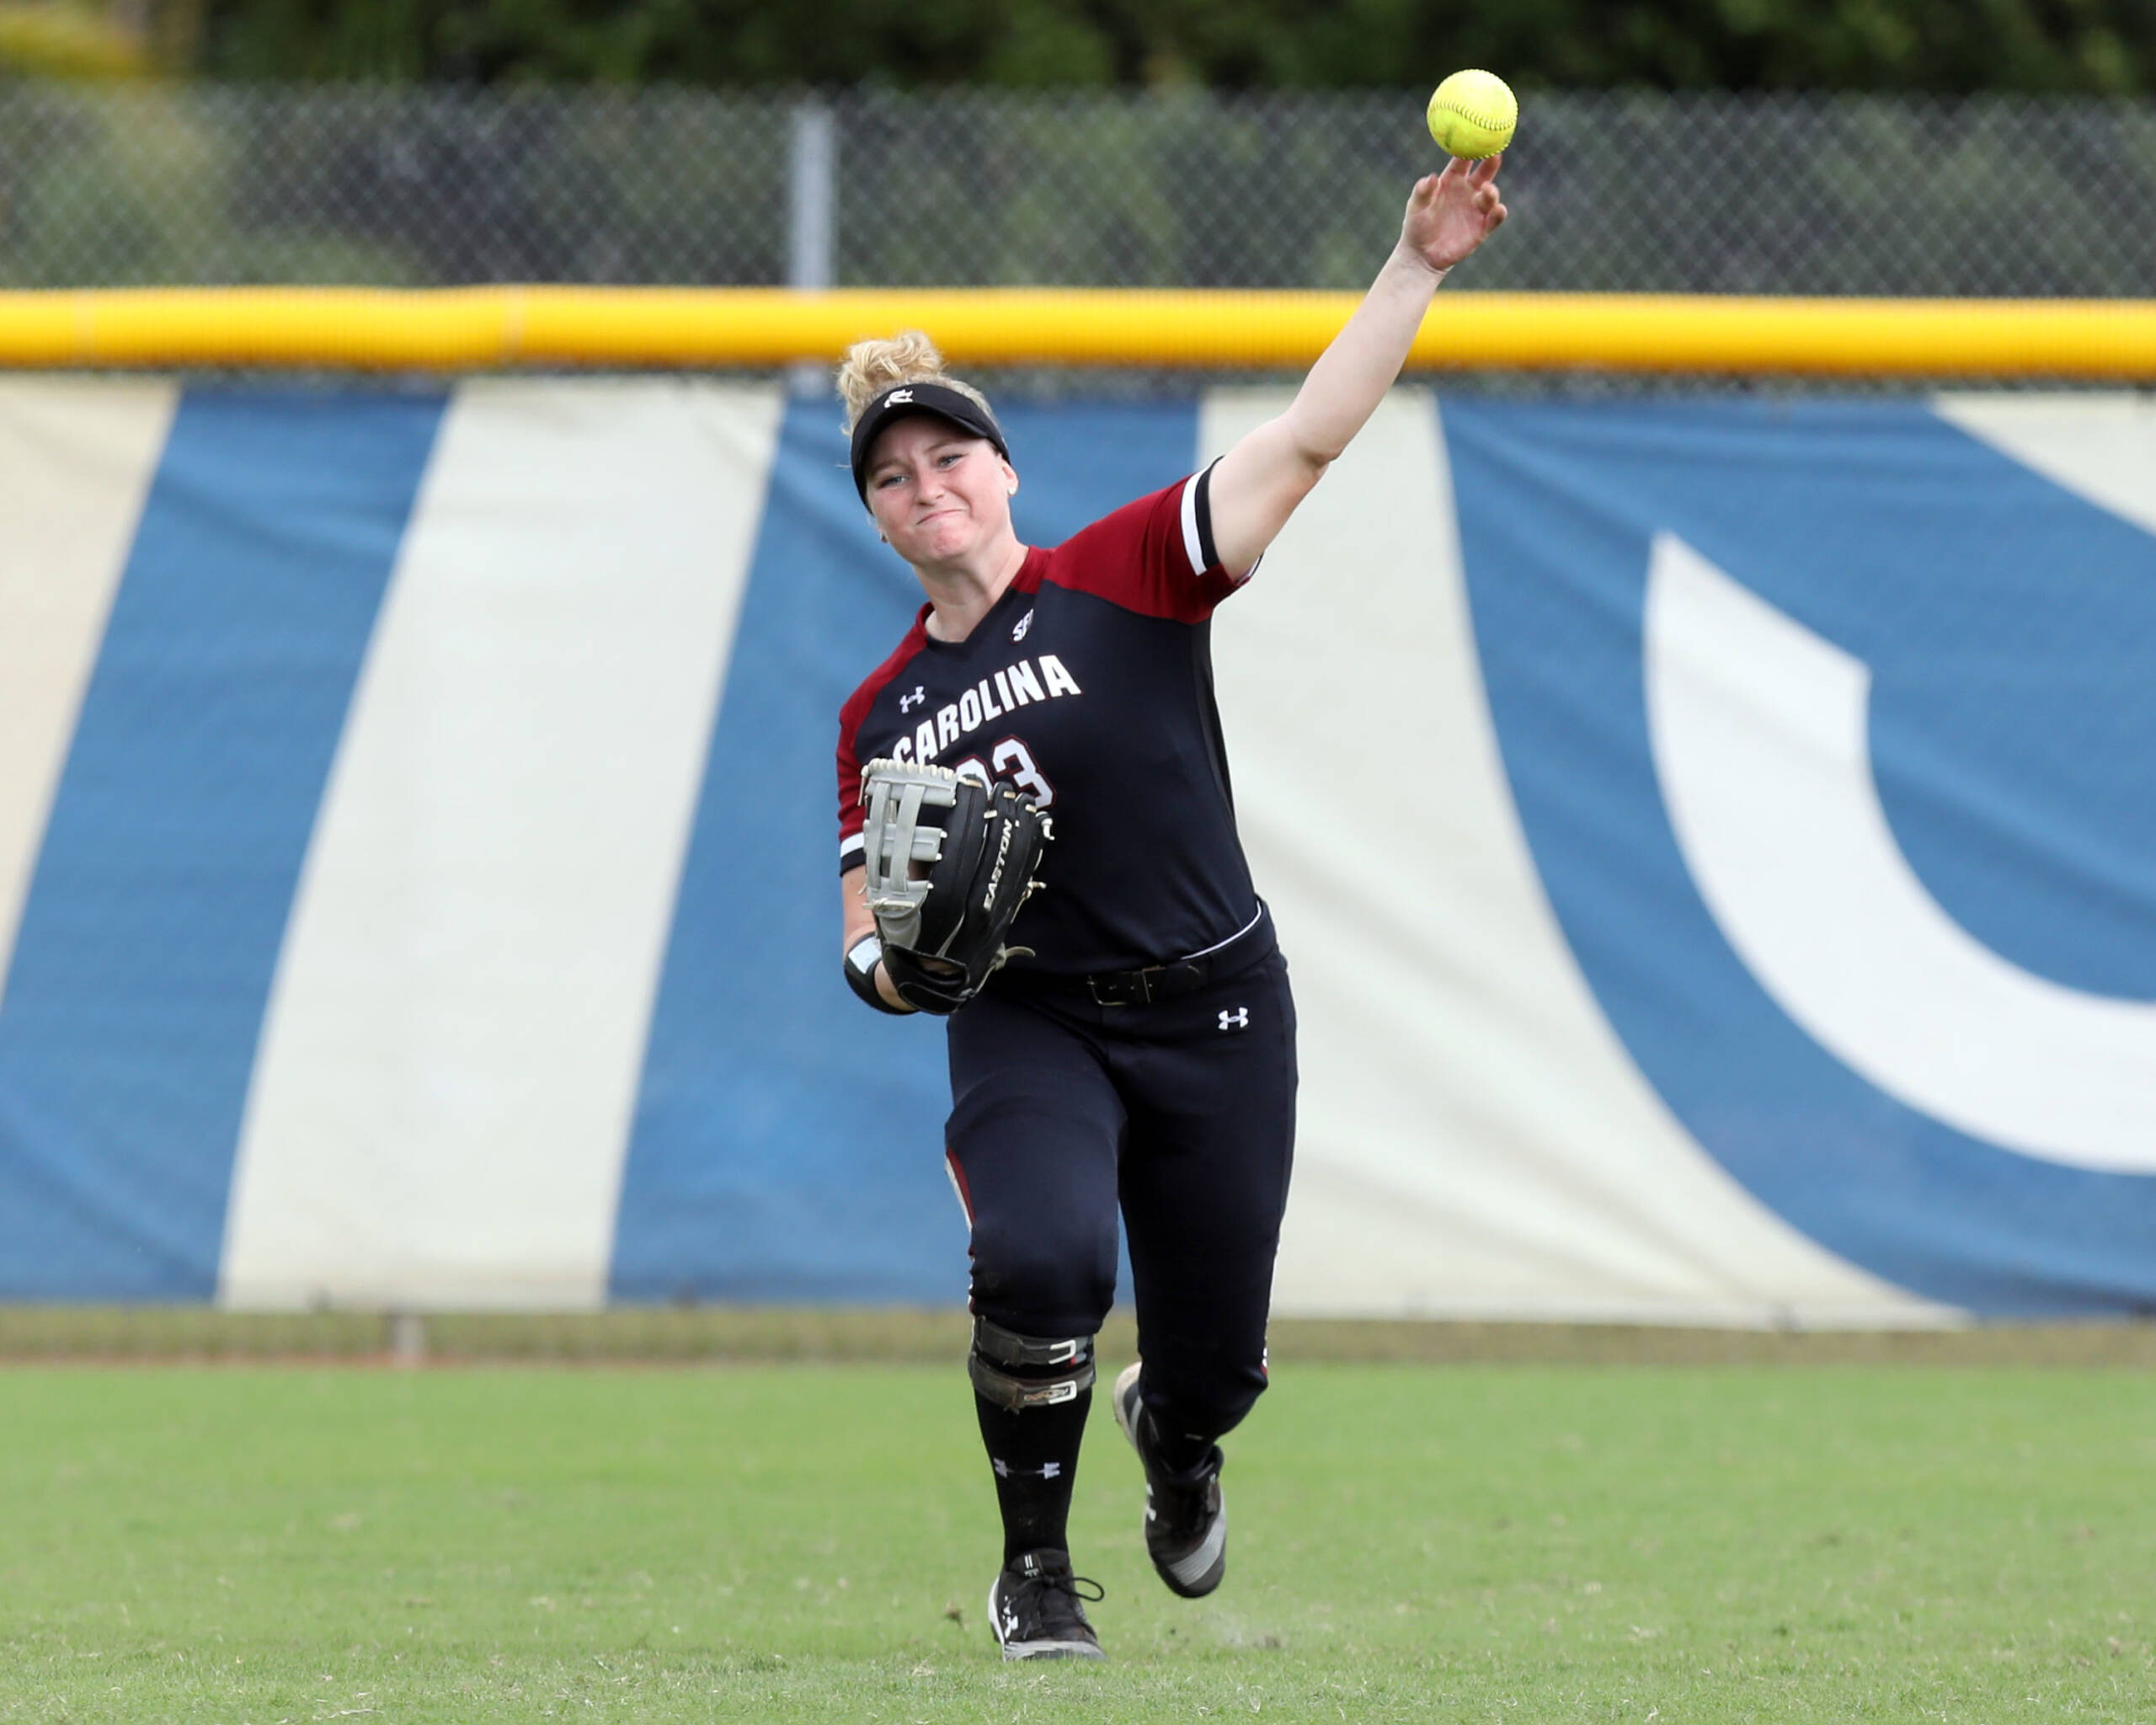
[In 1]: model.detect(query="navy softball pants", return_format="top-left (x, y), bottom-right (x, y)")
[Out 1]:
top-left (942, 942), bottom-right (1297, 1449)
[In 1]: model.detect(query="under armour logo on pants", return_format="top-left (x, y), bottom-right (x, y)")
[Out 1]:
top-left (1219, 1008), bottom-right (1249, 1031)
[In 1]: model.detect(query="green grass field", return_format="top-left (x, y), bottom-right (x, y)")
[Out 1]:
top-left (3, 1362), bottom-right (2151, 1722)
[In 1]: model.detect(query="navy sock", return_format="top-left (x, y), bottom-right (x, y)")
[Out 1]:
top-left (975, 1386), bottom-right (1091, 1567)
top-left (1130, 1388), bottom-right (1219, 1477)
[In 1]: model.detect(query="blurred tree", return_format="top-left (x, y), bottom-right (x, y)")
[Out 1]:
top-left (0, 2), bottom-right (149, 76)
top-left (189, 0), bottom-right (2156, 93)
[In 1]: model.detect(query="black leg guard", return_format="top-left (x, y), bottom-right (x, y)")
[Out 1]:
top-left (968, 1318), bottom-right (1099, 1567)
top-left (968, 1316), bottom-right (1097, 1411)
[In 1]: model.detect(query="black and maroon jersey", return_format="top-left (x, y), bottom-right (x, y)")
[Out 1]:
top-left (837, 466), bottom-right (1259, 977)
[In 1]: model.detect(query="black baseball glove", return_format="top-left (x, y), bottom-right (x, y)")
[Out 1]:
top-left (858, 760), bottom-right (1048, 1014)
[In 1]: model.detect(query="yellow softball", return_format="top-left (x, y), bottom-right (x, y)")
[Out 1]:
top-left (1426, 69), bottom-right (1517, 160)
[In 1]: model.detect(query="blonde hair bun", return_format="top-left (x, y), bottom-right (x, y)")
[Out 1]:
top-left (836, 331), bottom-right (995, 432)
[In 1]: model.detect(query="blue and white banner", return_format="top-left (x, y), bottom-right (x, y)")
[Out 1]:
top-left (0, 378), bottom-right (2149, 1322)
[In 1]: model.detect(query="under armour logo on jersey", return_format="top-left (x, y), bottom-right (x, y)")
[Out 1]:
top-left (1219, 1007), bottom-right (1250, 1031)
top-left (885, 387), bottom-right (915, 404)
top-left (1012, 608), bottom-right (1034, 643)
top-left (899, 685), bottom-right (926, 713)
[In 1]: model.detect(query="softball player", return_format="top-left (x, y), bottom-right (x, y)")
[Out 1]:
top-left (835, 158), bottom-right (1507, 1660)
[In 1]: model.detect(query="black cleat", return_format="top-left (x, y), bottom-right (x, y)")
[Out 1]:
top-left (987, 1548), bottom-right (1106, 1661)
top-left (1113, 1360), bottom-right (1228, 1599)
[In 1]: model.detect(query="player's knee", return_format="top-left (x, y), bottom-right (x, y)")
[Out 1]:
top-left (967, 1316), bottom-right (1097, 1413)
top-left (965, 1217), bottom-right (1117, 1340)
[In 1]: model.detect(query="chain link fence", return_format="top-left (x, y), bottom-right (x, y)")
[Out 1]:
top-left (2, 84), bottom-right (2152, 297)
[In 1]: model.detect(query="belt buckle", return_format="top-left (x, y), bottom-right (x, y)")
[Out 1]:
top-left (1087, 969), bottom-right (1152, 1007)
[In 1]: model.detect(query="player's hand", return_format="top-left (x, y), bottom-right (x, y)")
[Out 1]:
top-left (1401, 156), bottom-right (1506, 275)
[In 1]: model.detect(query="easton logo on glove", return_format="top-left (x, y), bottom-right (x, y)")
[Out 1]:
top-left (858, 759), bottom-right (1048, 1014)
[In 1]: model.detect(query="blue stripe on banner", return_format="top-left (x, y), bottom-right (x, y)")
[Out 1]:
top-left (611, 398), bottom-right (1199, 1302)
top-left (0, 388), bottom-right (446, 1300)
top-left (1446, 396), bottom-right (2156, 1316)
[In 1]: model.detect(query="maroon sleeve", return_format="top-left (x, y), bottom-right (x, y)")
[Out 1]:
top-left (836, 617), bottom-right (929, 875)
top-left (1042, 463), bottom-right (1253, 623)
top-left (835, 702), bottom-right (867, 876)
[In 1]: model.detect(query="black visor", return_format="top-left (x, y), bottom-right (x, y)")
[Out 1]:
top-left (849, 382), bottom-right (1010, 504)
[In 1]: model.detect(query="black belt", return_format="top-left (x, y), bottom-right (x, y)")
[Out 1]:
top-left (997, 905), bottom-right (1273, 1008)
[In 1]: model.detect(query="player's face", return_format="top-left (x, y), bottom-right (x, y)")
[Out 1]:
top-left (864, 416), bottom-right (1016, 569)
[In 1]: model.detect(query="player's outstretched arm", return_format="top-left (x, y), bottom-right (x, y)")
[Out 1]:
top-left (1207, 158), bottom-right (1505, 576)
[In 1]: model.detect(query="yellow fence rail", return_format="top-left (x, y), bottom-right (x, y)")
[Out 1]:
top-left (2, 287), bottom-right (2153, 378)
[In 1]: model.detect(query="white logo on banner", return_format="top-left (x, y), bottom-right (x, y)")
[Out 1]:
top-left (1644, 531), bottom-right (2156, 1174)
